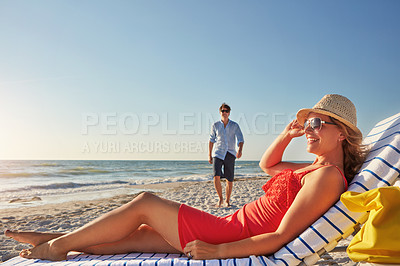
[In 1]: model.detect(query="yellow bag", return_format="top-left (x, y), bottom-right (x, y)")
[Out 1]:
top-left (341, 186), bottom-right (400, 263)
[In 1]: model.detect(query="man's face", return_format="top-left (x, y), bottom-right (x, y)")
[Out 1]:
top-left (220, 108), bottom-right (230, 119)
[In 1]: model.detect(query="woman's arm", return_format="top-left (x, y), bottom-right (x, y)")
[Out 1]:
top-left (184, 166), bottom-right (345, 259)
top-left (259, 120), bottom-right (308, 176)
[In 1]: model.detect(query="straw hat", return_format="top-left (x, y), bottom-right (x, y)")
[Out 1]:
top-left (296, 94), bottom-right (362, 136)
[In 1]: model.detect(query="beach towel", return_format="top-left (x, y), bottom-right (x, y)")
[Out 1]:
top-left (3, 112), bottom-right (400, 266)
top-left (2, 252), bottom-right (265, 266)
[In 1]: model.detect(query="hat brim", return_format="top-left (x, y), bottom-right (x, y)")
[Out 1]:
top-left (296, 108), bottom-right (362, 136)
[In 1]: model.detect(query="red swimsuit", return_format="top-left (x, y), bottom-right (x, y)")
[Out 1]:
top-left (178, 166), bottom-right (347, 249)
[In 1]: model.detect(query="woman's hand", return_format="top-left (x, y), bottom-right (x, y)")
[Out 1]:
top-left (259, 119), bottom-right (308, 175)
top-left (183, 240), bottom-right (222, 260)
top-left (284, 120), bottom-right (304, 139)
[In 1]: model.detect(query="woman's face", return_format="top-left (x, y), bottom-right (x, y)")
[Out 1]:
top-left (304, 113), bottom-right (345, 155)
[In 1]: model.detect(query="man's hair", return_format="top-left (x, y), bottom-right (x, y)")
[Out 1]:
top-left (219, 103), bottom-right (231, 112)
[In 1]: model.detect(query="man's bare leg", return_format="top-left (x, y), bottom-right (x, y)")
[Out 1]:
top-left (225, 181), bottom-right (233, 207)
top-left (213, 176), bottom-right (224, 207)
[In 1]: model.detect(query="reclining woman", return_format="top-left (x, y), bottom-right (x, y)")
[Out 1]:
top-left (5, 94), bottom-right (367, 261)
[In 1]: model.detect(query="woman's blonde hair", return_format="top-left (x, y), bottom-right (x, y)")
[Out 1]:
top-left (331, 117), bottom-right (369, 183)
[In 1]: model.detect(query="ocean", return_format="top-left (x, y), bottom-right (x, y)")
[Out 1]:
top-left (0, 160), bottom-right (267, 209)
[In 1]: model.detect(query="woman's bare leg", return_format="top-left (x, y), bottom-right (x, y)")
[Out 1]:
top-left (84, 225), bottom-right (180, 254)
top-left (6, 225), bottom-right (180, 255)
top-left (5, 230), bottom-right (64, 247)
top-left (18, 192), bottom-right (183, 261)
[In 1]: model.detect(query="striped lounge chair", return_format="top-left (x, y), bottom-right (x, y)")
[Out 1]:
top-left (3, 112), bottom-right (400, 266)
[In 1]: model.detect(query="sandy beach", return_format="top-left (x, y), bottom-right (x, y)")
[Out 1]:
top-left (0, 177), bottom-right (355, 265)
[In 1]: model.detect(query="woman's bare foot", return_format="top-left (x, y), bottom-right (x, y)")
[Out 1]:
top-left (19, 240), bottom-right (67, 261)
top-left (4, 229), bottom-right (64, 247)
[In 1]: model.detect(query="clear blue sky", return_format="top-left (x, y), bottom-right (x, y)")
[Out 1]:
top-left (1, 0), bottom-right (399, 160)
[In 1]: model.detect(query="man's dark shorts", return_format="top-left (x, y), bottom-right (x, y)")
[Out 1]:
top-left (213, 152), bottom-right (236, 182)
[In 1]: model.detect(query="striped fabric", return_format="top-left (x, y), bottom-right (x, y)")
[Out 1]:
top-left (2, 252), bottom-right (263, 265)
top-left (3, 113), bottom-right (400, 266)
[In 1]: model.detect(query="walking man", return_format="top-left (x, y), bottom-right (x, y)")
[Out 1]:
top-left (208, 103), bottom-right (244, 207)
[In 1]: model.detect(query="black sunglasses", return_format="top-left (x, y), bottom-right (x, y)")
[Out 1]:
top-left (221, 109), bottom-right (230, 113)
top-left (304, 117), bottom-right (336, 132)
